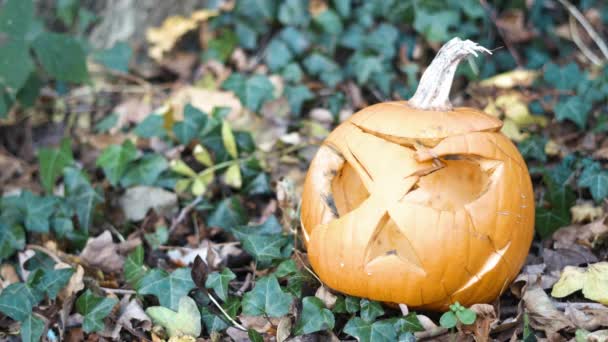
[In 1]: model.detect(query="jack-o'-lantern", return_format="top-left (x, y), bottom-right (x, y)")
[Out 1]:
top-left (300, 38), bottom-right (534, 310)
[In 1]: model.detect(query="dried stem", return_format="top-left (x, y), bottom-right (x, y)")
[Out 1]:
top-left (569, 16), bottom-right (603, 65)
top-left (558, 0), bottom-right (608, 61)
top-left (208, 293), bottom-right (247, 331)
top-left (409, 38), bottom-right (492, 111)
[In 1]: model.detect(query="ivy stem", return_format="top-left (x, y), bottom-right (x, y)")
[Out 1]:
top-left (409, 37), bottom-right (492, 111)
top-left (208, 293), bottom-right (248, 331)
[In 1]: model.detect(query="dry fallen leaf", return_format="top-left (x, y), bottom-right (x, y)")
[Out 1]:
top-left (119, 186), bottom-right (178, 222)
top-left (0, 264), bottom-right (20, 288)
top-left (146, 10), bottom-right (219, 62)
top-left (552, 262), bottom-right (608, 305)
top-left (553, 216), bottom-right (608, 249)
top-left (479, 69), bottom-right (539, 89)
top-left (276, 316), bottom-right (292, 342)
top-left (523, 284), bottom-right (574, 336)
top-left (168, 86), bottom-right (243, 122)
top-left (571, 202), bottom-right (605, 224)
top-left (166, 240), bottom-right (222, 268)
top-left (58, 264), bottom-right (85, 301)
top-left (461, 304), bottom-right (497, 341)
top-left (81, 230), bottom-right (125, 273)
top-left (564, 305), bottom-right (608, 331)
top-left (239, 315), bottom-right (280, 333)
top-left (315, 286), bottom-right (337, 309)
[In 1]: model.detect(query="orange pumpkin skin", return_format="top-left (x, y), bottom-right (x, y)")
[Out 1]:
top-left (300, 101), bottom-right (535, 311)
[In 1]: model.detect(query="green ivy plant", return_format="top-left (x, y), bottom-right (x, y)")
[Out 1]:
top-left (439, 302), bottom-right (477, 330)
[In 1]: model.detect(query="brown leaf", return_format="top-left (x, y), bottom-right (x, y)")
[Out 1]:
top-left (119, 186), bottom-right (178, 222)
top-left (277, 316), bottom-right (292, 342)
top-left (80, 231), bottom-right (125, 273)
top-left (542, 246), bottom-right (598, 273)
top-left (168, 86), bottom-right (242, 122)
top-left (166, 240), bottom-right (222, 268)
top-left (564, 305), bottom-right (608, 331)
top-left (57, 264), bottom-right (85, 301)
top-left (495, 10), bottom-right (536, 43)
top-left (191, 255), bottom-right (209, 289)
top-left (461, 304), bottom-right (497, 341)
top-left (0, 263), bottom-right (20, 288)
top-left (314, 286), bottom-right (337, 309)
top-left (571, 202), bottom-right (605, 224)
top-left (522, 285), bottom-right (574, 335)
top-left (239, 315), bottom-right (280, 333)
top-left (103, 296), bottom-right (152, 339)
top-left (553, 216), bottom-right (608, 249)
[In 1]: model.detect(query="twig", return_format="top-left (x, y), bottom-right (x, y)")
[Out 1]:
top-left (415, 327), bottom-right (449, 340)
top-left (208, 293), bottom-right (247, 331)
top-left (169, 195), bottom-right (203, 233)
top-left (558, 0), bottom-right (608, 61)
top-left (26, 244), bottom-right (63, 264)
top-left (569, 16), bottom-right (603, 65)
top-left (293, 250), bottom-right (323, 284)
top-left (100, 287), bottom-right (137, 295)
top-left (235, 272), bottom-right (252, 296)
top-left (479, 0), bottom-right (524, 67)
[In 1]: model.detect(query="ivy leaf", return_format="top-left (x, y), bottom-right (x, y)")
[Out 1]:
top-left (32, 32), bottom-right (88, 83)
top-left (232, 230), bottom-right (289, 264)
top-left (121, 154), bottom-right (168, 187)
top-left (518, 136), bottom-right (547, 162)
top-left (207, 197), bottom-right (247, 230)
top-left (555, 96), bottom-right (591, 129)
top-left (275, 259), bottom-right (298, 277)
top-left (344, 317), bottom-right (397, 342)
top-left (313, 9), bottom-right (343, 35)
top-left (124, 245), bottom-right (147, 288)
top-left (413, 9), bottom-right (459, 43)
top-left (295, 297), bottom-right (335, 335)
top-left (93, 41), bottom-right (132, 73)
top-left (146, 296), bottom-right (202, 337)
top-left (242, 275), bottom-right (292, 317)
top-left (222, 73), bottom-right (275, 112)
top-left (173, 104), bottom-right (207, 144)
top-left (20, 314), bottom-right (44, 342)
top-left (96, 140), bottom-right (137, 185)
top-left (22, 191), bottom-right (56, 233)
top-left (394, 313), bottom-right (425, 333)
top-left (284, 85), bottom-right (314, 115)
top-left (278, 0), bottom-right (310, 26)
top-left (32, 268), bottom-right (74, 300)
top-left (0, 223), bottom-right (25, 260)
top-left (0, 283), bottom-right (39, 321)
top-left (76, 290), bottom-right (119, 333)
top-left (223, 296), bottom-right (241, 318)
top-left (543, 62), bottom-right (582, 90)
top-left (138, 268), bottom-right (195, 311)
top-left (345, 296), bottom-right (361, 313)
top-left (265, 38), bottom-right (294, 71)
top-left (38, 138), bottom-right (73, 193)
top-left (205, 268), bottom-right (236, 301)
top-left (200, 306), bottom-right (229, 333)
top-left (248, 329), bottom-right (264, 342)
top-left (134, 114), bottom-right (166, 138)
top-left (0, 0), bottom-right (35, 39)
top-left (578, 161), bottom-right (608, 203)
top-left (360, 299), bottom-right (384, 322)
top-left (0, 39), bottom-right (34, 91)
top-left (64, 167), bottom-right (103, 231)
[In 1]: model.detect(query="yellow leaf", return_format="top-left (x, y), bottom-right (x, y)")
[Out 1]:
top-left (500, 118), bottom-right (529, 142)
top-left (570, 202), bottom-right (604, 224)
top-left (479, 70), bottom-right (539, 89)
top-left (170, 160), bottom-right (196, 177)
top-left (224, 163), bottom-right (242, 189)
top-left (146, 10), bottom-right (218, 62)
top-left (544, 139), bottom-right (561, 157)
top-left (175, 179), bottom-right (192, 194)
top-left (552, 262), bottom-right (608, 305)
top-left (221, 121), bottom-right (238, 159)
top-left (582, 263), bottom-right (608, 305)
top-left (495, 93), bottom-right (547, 127)
top-left (551, 266), bottom-right (586, 298)
top-left (193, 144), bottom-right (213, 167)
top-left (192, 171), bottom-right (214, 196)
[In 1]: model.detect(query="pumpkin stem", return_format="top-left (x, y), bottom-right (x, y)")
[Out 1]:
top-left (409, 37), bottom-right (491, 111)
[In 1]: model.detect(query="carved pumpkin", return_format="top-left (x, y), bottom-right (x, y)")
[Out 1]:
top-left (300, 38), bottom-right (534, 310)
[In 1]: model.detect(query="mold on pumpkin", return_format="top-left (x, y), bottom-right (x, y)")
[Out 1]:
top-left (300, 38), bottom-right (534, 311)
